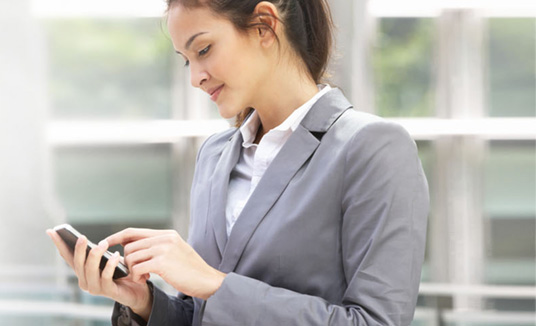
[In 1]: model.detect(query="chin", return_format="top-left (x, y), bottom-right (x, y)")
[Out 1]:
top-left (217, 105), bottom-right (241, 120)
top-left (218, 110), bottom-right (235, 120)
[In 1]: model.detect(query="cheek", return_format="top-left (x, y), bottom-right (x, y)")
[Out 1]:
top-left (233, 61), bottom-right (263, 100)
top-left (222, 43), bottom-right (259, 85)
top-left (219, 54), bottom-right (247, 83)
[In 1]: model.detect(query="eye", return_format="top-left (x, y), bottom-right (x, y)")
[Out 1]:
top-left (176, 53), bottom-right (189, 67)
top-left (198, 45), bottom-right (211, 56)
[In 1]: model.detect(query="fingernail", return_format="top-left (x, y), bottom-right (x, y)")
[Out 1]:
top-left (98, 239), bottom-right (108, 248)
top-left (113, 251), bottom-right (120, 258)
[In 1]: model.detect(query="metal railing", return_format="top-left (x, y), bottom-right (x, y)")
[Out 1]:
top-left (1, 279), bottom-right (534, 324)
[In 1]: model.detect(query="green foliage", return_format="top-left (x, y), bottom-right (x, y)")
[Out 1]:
top-left (373, 17), bottom-right (536, 118)
top-left (372, 18), bottom-right (435, 117)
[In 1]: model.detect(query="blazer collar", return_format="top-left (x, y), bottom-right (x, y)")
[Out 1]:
top-left (209, 88), bottom-right (353, 270)
top-left (300, 88), bottom-right (353, 133)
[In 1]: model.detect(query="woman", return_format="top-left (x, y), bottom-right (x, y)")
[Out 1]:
top-left (48, 0), bottom-right (429, 325)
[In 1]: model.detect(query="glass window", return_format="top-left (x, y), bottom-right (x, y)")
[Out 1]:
top-left (487, 18), bottom-right (536, 117)
top-left (54, 145), bottom-right (173, 225)
top-left (484, 140), bottom-right (536, 286)
top-left (484, 141), bottom-right (535, 219)
top-left (445, 319), bottom-right (535, 326)
top-left (372, 18), bottom-right (436, 117)
top-left (485, 298), bottom-right (536, 313)
top-left (43, 18), bottom-right (175, 119)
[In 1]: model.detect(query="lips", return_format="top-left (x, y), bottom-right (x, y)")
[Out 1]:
top-left (208, 85), bottom-right (224, 102)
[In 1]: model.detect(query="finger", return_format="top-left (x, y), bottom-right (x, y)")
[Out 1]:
top-left (123, 237), bottom-right (156, 257)
top-left (101, 251), bottom-right (120, 295)
top-left (105, 228), bottom-right (154, 247)
top-left (106, 228), bottom-right (174, 247)
top-left (85, 240), bottom-right (109, 294)
top-left (124, 233), bottom-right (181, 257)
top-left (102, 251), bottom-right (119, 279)
top-left (124, 247), bottom-right (153, 270)
top-left (73, 236), bottom-right (89, 290)
top-left (130, 260), bottom-right (155, 284)
top-left (46, 229), bottom-right (74, 268)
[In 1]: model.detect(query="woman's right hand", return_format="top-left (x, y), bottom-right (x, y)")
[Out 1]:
top-left (46, 229), bottom-right (153, 321)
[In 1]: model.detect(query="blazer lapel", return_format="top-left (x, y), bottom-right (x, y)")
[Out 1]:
top-left (218, 88), bottom-right (353, 273)
top-left (218, 125), bottom-right (320, 273)
top-left (207, 130), bottom-right (242, 257)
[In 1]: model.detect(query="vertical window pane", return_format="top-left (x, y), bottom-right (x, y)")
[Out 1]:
top-left (44, 18), bottom-right (174, 119)
top-left (487, 18), bottom-right (536, 117)
top-left (373, 18), bottom-right (435, 117)
top-left (484, 141), bottom-right (536, 219)
top-left (484, 141), bottom-right (536, 286)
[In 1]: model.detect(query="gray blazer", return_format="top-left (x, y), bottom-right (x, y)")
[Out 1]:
top-left (113, 88), bottom-right (429, 326)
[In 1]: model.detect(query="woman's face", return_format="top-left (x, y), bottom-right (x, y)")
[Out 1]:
top-left (167, 5), bottom-right (269, 119)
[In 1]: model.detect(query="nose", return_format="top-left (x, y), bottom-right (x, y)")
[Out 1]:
top-left (190, 63), bottom-right (209, 88)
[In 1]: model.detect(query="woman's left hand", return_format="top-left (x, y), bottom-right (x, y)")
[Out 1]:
top-left (106, 228), bottom-right (226, 300)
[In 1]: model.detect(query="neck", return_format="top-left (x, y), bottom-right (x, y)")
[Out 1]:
top-left (252, 70), bottom-right (319, 134)
top-left (253, 123), bottom-right (265, 145)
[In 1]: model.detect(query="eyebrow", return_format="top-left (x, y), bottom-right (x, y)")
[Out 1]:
top-left (176, 32), bottom-right (208, 55)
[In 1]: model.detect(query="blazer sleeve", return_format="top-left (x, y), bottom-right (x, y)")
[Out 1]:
top-left (111, 282), bottom-right (194, 326)
top-left (200, 121), bottom-right (430, 326)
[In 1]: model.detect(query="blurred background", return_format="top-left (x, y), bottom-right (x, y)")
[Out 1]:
top-left (0, 0), bottom-right (534, 325)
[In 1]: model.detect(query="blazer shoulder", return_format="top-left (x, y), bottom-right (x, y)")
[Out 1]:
top-left (196, 127), bottom-right (237, 161)
top-left (335, 109), bottom-right (412, 141)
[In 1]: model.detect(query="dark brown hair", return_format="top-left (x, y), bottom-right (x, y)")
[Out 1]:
top-left (166, 0), bottom-right (334, 125)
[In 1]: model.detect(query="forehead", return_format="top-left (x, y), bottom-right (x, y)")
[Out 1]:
top-left (167, 5), bottom-right (233, 50)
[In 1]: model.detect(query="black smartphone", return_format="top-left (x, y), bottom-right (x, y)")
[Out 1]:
top-left (53, 224), bottom-right (129, 279)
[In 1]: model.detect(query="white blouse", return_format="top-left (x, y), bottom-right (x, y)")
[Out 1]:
top-left (225, 84), bottom-right (332, 236)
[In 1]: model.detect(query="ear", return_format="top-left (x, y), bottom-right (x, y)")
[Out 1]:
top-left (253, 1), bottom-right (279, 48)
